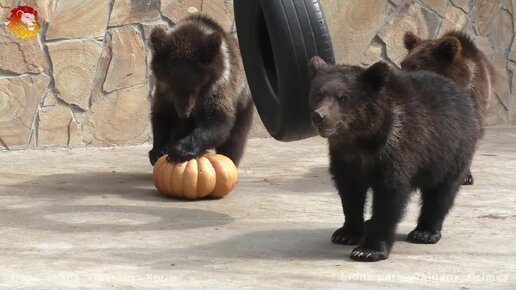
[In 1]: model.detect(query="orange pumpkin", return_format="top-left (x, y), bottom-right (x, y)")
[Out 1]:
top-left (152, 153), bottom-right (238, 199)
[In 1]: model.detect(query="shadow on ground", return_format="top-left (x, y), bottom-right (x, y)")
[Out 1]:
top-left (239, 165), bottom-right (335, 195)
top-left (0, 171), bottom-right (235, 232)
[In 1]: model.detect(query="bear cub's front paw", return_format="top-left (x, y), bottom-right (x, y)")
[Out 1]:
top-left (331, 226), bottom-right (362, 245)
top-left (167, 140), bottom-right (200, 163)
top-left (350, 246), bottom-right (389, 262)
top-left (149, 148), bottom-right (166, 165)
top-left (407, 229), bottom-right (441, 244)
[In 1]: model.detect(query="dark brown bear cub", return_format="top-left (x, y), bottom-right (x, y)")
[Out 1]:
top-left (308, 57), bottom-right (480, 262)
top-left (401, 30), bottom-right (496, 185)
top-left (148, 14), bottom-right (253, 166)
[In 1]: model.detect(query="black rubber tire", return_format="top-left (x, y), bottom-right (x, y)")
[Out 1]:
top-left (234, 0), bottom-right (335, 141)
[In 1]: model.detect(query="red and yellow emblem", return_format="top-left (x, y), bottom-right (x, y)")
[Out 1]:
top-left (6, 6), bottom-right (40, 40)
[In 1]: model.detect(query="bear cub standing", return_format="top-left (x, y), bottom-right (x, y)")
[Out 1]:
top-left (148, 15), bottom-right (253, 166)
top-left (308, 57), bottom-right (481, 262)
top-left (401, 30), bottom-right (496, 185)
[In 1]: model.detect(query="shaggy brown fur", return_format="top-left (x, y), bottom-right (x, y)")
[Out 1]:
top-left (401, 30), bottom-right (495, 126)
top-left (401, 30), bottom-right (495, 185)
top-left (149, 14), bottom-right (253, 166)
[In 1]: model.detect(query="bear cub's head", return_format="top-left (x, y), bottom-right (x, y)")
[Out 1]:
top-left (308, 57), bottom-right (391, 139)
top-left (401, 31), bottom-right (470, 87)
top-left (150, 25), bottom-right (224, 118)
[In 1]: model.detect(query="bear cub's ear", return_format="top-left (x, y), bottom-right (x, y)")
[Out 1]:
top-left (308, 56), bottom-right (330, 79)
top-left (150, 27), bottom-right (168, 51)
top-left (403, 31), bottom-right (421, 50)
top-left (435, 36), bottom-right (462, 61)
top-left (362, 61), bottom-right (391, 91)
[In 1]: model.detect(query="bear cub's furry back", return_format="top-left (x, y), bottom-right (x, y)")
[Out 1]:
top-left (148, 15), bottom-right (253, 166)
top-left (308, 57), bottom-right (481, 262)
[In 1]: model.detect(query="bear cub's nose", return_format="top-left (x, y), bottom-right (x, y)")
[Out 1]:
top-left (312, 110), bottom-right (325, 124)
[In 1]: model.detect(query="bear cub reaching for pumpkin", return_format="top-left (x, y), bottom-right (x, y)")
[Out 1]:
top-left (401, 30), bottom-right (496, 185)
top-left (148, 15), bottom-right (253, 166)
top-left (308, 57), bottom-right (481, 262)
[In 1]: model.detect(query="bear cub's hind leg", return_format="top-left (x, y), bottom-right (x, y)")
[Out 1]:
top-left (408, 178), bottom-right (462, 244)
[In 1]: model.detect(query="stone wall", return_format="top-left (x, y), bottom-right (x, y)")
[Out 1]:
top-left (321, 0), bottom-right (516, 126)
top-left (0, 0), bottom-right (515, 150)
top-left (0, 0), bottom-right (248, 150)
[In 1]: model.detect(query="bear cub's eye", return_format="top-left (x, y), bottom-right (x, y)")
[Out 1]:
top-left (338, 94), bottom-right (349, 104)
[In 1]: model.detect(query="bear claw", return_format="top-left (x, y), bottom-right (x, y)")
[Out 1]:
top-left (149, 149), bottom-right (166, 165)
top-left (463, 174), bottom-right (474, 185)
top-left (350, 247), bottom-right (388, 262)
top-left (331, 227), bottom-right (361, 245)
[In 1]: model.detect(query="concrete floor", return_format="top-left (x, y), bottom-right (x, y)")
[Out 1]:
top-left (0, 127), bottom-right (515, 289)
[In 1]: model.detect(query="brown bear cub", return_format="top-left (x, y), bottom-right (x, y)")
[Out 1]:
top-left (308, 57), bottom-right (480, 262)
top-left (401, 30), bottom-right (495, 185)
top-left (148, 15), bottom-right (253, 166)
